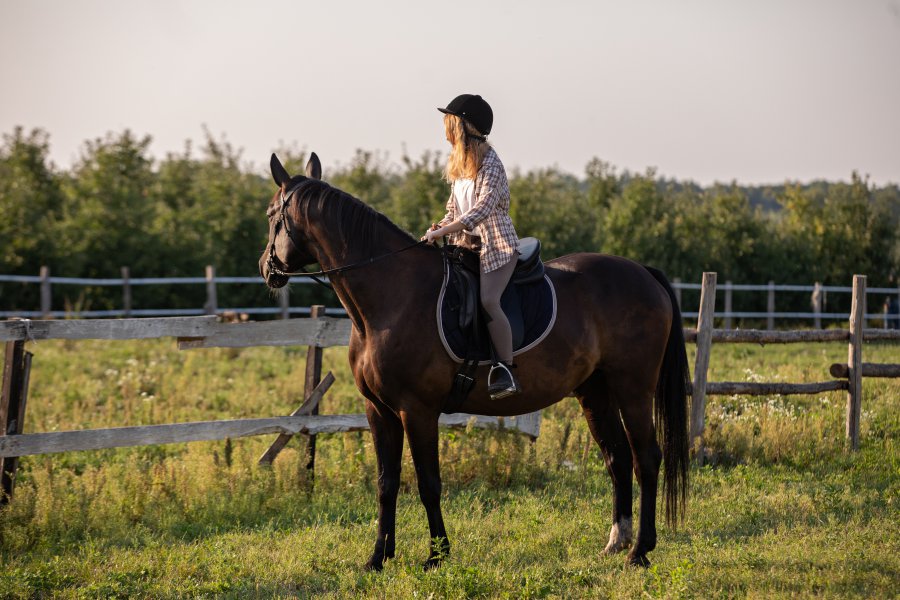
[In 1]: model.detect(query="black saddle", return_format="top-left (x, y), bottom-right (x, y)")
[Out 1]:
top-left (444, 237), bottom-right (545, 336)
top-left (439, 238), bottom-right (557, 412)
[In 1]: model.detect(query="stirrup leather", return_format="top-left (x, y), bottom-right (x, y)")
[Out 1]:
top-left (488, 363), bottom-right (520, 400)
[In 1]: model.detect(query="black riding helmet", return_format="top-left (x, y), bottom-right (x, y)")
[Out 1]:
top-left (438, 94), bottom-right (493, 137)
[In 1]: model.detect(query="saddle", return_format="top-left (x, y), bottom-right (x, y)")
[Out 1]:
top-left (439, 237), bottom-right (557, 413)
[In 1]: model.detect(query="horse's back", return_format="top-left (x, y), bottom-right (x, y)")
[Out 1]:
top-left (545, 252), bottom-right (673, 347)
top-left (547, 252), bottom-right (671, 307)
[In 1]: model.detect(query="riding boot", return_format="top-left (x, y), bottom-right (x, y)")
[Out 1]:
top-left (488, 362), bottom-right (521, 400)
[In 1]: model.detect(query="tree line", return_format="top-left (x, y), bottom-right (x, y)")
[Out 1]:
top-left (2, 127), bottom-right (898, 319)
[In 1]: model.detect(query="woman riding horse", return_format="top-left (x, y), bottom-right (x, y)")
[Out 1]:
top-left (423, 94), bottom-right (521, 400)
top-left (259, 132), bottom-right (690, 571)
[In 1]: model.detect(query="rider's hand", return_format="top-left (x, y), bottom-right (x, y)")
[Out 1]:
top-left (422, 228), bottom-right (441, 244)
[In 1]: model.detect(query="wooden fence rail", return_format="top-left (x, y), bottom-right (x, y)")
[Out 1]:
top-left (3, 272), bottom-right (898, 500)
top-left (0, 412), bottom-right (532, 459)
top-left (0, 311), bottom-right (541, 502)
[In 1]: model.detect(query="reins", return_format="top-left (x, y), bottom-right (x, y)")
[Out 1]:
top-left (266, 183), bottom-right (427, 290)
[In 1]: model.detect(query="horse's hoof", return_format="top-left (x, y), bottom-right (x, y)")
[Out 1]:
top-left (364, 555), bottom-right (385, 572)
top-left (422, 538), bottom-right (449, 570)
top-left (601, 537), bottom-right (632, 555)
top-left (422, 556), bottom-right (444, 571)
top-left (627, 552), bottom-right (651, 568)
top-left (422, 548), bottom-right (450, 571)
top-left (602, 518), bottom-right (633, 555)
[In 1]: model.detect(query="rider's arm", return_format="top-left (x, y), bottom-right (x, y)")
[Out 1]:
top-left (424, 219), bottom-right (466, 242)
top-left (431, 220), bottom-right (466, 237)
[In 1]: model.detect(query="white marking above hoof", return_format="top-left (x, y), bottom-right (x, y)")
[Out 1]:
top-left (602, 517), bottom-right (633, 555)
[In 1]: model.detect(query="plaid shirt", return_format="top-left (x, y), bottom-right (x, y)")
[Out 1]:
top-left (439, 147), bottom-right (520, 272)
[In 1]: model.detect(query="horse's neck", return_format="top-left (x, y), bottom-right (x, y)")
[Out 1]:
top-left (330, 245), bottom-right (436, 335)
top-left (308, 216), bottom-right (411, 274)
top-left (305, 205), bottom-right (430, 331)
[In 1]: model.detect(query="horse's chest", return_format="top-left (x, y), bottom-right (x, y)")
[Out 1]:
top-left (351, 333), bottom-right (418, 394)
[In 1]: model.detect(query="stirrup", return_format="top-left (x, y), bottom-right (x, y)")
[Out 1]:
top-left (488, 362), bottom-right (520, 400)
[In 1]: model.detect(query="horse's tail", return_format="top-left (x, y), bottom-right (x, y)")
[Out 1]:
top-left (645, 266), bottom-right (691, 527)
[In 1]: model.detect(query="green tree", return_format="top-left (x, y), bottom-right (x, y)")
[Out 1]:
top-left (509, 167), bottom-right (594, 259)
top-left (695, 184), bottom-right (771, 282)
top-left (388, 150), bottom-right (446, 236)
top-left (57, 131), bottom-right (157, 279)
top-left (0, 127), bottom-right (65, 272)
top-left (601, 168), bottom-right (675, 266)
top-left (775, 173), bottom-right (897, 286)
top-left (583, 158), bottom-right (621, 250)
top-left (3, 124), bottom-right (899, 319)
top-left (328, 149), bottom-right (395, 213)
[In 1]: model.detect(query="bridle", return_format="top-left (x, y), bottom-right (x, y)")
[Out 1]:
top-left (265, 183), bottom-right (426, 290)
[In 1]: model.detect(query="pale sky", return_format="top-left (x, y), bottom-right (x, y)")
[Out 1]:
top-left (1, 0), bottom-right (899, 185)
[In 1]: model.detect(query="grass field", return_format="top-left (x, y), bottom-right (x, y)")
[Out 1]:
top-left (0, 337), bottom-right (897, 598)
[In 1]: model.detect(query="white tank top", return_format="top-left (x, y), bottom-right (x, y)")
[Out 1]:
top-left (453, 178), bottom-right (476, 231)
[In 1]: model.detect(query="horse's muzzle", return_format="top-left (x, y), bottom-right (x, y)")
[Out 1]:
top-left (265, 272), bottom-right (289, 289)
top-left (261, 255), bottom-right (290, 289)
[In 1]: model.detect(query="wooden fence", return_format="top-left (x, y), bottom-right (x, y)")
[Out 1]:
top-left (687, 273), bottom-right (900, 453)
top-left (0, 310), bottom-right (541, 503)
top-left (2, 273), bottom-right (899, 502)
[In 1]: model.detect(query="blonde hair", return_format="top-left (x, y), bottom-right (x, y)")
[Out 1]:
top-left (443, 114), bottom-right (490, 182)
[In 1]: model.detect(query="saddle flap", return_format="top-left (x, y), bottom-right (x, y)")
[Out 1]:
top-left (453, 266), bottom-right (479, 330)
top-left (439, 245), bottom-right (557, 366)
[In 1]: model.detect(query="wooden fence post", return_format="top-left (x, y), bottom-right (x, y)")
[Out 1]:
top-left (690, 272), bottom-right (716, 452)
top-left (305, 305), bottom-right (325, 481)
top-left (893, 285), bottom-right (900, 329)
top-left (766, 281), bottom-right (775, 330)
top-left (1, 341), bottom-right (31, 505)
top-left (846, 275), bottom-right (866, 451)
top-left (204, 266), bottom-right (218, 315)
top-left (258, 372), bottom-right (335, 466)
top-left (812, 282), bottom-right (823, 329)
top-left (121, 267), bottom-right (132, 318)
top-left (673, 277), bottom-right (682, 310)
top-left (724, 280), bottom-right (733, 330)
top-left (279, 290), bottom-right (290, 320)
top-left (40, 266), bottom-right (51, 318)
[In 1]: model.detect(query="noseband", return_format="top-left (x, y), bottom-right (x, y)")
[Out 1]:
top-left (266, 183), bottom-right (425, 290)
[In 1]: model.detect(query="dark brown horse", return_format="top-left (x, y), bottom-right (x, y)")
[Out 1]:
top-left (259, 153), bottom-right (691, 569)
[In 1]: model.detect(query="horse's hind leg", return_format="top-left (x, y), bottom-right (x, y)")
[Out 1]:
top-left (611, 371), bottom-right (663, 567)
top-left (575, 371), bottom-right (634, 555)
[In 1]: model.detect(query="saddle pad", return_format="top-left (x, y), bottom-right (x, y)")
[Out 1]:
top-left (437, 260), bottom-right (557, 364)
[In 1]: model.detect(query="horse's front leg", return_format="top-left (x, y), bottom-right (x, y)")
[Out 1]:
top-left (401, 408), bottom-right (449, 569)
top-left (364, 399), bottom-right (404, 571)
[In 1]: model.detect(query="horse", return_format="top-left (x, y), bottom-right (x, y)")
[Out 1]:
top-left (259, 152), bottom-right (691, 570)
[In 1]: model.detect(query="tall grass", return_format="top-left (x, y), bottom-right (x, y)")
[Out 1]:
top-left (0, 338), bottom-right (897, 598)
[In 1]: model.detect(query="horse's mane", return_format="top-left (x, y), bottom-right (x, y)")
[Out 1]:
top-left (292, 178), bottom-right (415, 256)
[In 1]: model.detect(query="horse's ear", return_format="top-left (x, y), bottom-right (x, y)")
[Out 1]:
top-left (270, 153), bottom-right (292, 187)
top-left (306, 152), bottom-right (322, 180)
